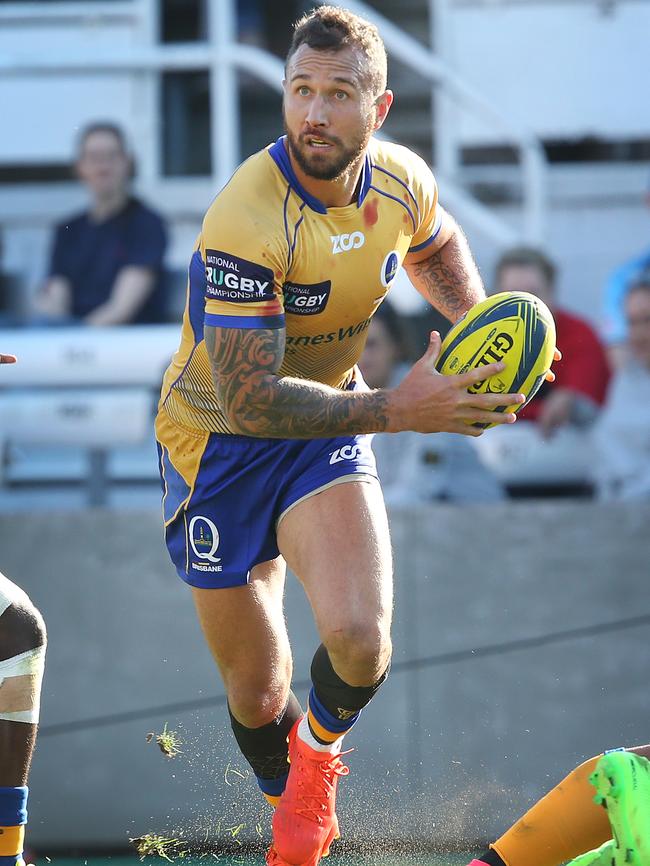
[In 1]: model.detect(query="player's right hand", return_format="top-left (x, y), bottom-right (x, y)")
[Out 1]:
top-left (387, 331), bottom-right (525, 436)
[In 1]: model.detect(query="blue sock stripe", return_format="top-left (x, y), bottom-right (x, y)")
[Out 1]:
top-left (309, 688), bottom-right (360, 734)
top-left (255, 772), bottom-right (289, 797)
top-left (0, 788), bottom-right (28, 826)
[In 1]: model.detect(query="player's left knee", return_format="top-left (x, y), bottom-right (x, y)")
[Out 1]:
top-left (0, 602), bottom-right (46, 726)
top-left (323, 621), bottom-right (392, 684)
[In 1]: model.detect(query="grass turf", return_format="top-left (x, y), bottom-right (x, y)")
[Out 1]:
top-left (45, 856), bottom-right (473, 866)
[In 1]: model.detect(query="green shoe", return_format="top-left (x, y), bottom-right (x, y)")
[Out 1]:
top-left (590, 751), bottom-right (650, 865)
top-left (566, 840), bottom-right (615, 866)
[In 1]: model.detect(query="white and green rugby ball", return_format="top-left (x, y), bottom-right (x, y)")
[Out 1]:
top-left (436, 291), bottom-right (556, 429)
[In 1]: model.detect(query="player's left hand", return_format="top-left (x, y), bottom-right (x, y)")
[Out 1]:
top-left (0, 353), bottom-right (16, 364)
top-left (545, 347), bottom-right (562, 382)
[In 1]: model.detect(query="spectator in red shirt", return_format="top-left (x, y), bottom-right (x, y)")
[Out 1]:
top-left (494, 248), bottom-right (610, 438)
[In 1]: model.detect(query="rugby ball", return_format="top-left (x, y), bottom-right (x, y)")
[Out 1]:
top-left (436, 291), bottom-right (556, 428)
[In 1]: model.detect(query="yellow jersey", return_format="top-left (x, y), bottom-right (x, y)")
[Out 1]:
top-left (159, 135), bottom-right (442, 434)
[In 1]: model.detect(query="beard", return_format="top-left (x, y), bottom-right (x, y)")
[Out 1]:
top-left (283, 113), bottom-right (372, 182)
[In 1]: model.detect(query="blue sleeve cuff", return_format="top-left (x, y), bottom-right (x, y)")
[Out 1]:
top-left (409, 217), bottom-right (443, 253)
top-left (204, 313), bottom-right (285, 329)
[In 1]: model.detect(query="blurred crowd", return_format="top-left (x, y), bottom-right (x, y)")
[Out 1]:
top-left (0, 119), bottom-right (649, 503)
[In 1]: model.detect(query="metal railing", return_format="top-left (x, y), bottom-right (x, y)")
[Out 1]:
top-left (0, 0), bottom-right (546, 244)
top-left (337, 0), bottom-right (547, 241)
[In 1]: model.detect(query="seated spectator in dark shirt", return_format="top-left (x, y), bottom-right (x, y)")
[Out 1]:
top-left (495, 247), bottom-right (610, 438)
top-left (35, 122), bottom-right (167, 326)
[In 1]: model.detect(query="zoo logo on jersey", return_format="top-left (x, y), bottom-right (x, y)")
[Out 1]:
top-left (331, 232), bottom-right (365, 255)
top-left (205, 249), bottom-right (275, 303)
top-left (380, 250), bottom-right (400, 288)
top-left (189, 515), bottom-right (222, 573)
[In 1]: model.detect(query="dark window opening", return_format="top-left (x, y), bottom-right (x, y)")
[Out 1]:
top-left (159, 0), bottom-right (207, 44)
top-left (461, 137), bottom-right (650, 166)
top-left (161, 70), bottom-right (211, 176)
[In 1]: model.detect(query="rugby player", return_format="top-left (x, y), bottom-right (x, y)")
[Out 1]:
top-left (155, 7), bottom-right (527, 865)
top-left (0, 353), bottom-right (47, 866)
top-left (468, 747), bottom-right (650, 866)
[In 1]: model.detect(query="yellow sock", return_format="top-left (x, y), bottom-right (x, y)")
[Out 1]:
top-left (0, 786), bottom-right (28, 866)
top-left (0, 825), bottom-right (25, 862)
top-left (492, 755), bottom-right (611, 866)
top-left (263, 792), bottom-right (281, 808)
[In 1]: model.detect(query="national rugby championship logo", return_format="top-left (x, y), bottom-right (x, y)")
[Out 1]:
top-left (283, 280), bottom-right (332, 316)
top-left (205, 250), bottom-right (275, 303)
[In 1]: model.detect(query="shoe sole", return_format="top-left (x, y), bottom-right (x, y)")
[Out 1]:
top-left (590, 752), bottom-right (650, 866)
top-left (269, 816), bottom-right (340, 865)
top-left (320, 818), bottom-right (340, 860)
top-left (565, 840), bottom-right (615, 866)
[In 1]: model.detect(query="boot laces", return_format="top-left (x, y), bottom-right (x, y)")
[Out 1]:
top-left (295, 748), bottom-right (352, 824)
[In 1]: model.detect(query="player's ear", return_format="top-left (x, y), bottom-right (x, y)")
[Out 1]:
top-left (373, 90), bottom-right (393, 130)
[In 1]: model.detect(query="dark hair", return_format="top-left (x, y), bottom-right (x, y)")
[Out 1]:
top-left (371, 299), bottom-right (409, 360)
top-left (287, 5), bottom-right (387, 96)
top-left (77, 122), bottom-right (128, 156)
top-left (495, 246), bottom-right (556, 288)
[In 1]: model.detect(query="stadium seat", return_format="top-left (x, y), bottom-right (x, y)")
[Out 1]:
top-left (473, 421), bottom-right (596, 497)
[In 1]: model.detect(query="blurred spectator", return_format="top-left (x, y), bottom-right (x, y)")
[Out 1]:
top-left (34, 122), bottom-right (167, 326)
top-left (592, 275), bottom-right (650, 500)
top-left (495, 247), bottom-right (610, 439)
top-left (360, 301), bottom-right (505, 505)
top-left (601, 178), bottom-right (650, 367)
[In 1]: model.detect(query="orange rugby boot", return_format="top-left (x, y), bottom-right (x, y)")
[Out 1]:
top-left (265, 719), bottom-right (350, 866)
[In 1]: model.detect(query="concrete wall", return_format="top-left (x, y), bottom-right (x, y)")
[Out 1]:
top-left (1, 503), bottom-right (649, 850)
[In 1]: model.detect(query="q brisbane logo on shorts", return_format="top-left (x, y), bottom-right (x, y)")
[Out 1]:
top-left (380, 250), bottom-right (400, 288)
top-left (189, 515), bottom-right (223, 573)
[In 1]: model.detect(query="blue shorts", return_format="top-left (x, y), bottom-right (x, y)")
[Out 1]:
top-left (155, 411), bottom-right (378, 589)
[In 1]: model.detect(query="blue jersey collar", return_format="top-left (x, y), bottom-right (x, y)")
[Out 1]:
top-left (269, 136), bottom-right (372, 213)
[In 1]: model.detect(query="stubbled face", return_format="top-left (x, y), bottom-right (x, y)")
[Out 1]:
top-left (359, 318), bottom-right (399, 389)
top-left (283, 43), bottom-right (383, 181)
top-left (626, 287), bottom-right (650, 370)
top-left (497, 264), bottom-right (555, 310)
top-left (77, 130), bottom-right (130, 199)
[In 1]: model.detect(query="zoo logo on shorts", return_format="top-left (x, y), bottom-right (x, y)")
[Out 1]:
top-left (329, 444), bottom-right (363, 465)
top-left (189, 515), bottom-right (223, 573)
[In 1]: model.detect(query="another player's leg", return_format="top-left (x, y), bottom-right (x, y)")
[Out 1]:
top-left (191, 558), bottom-right (302, 806)
top-left (574, 749), bottom-right (650, 866)
top-left (471, 745), bottom-right (650, 866)
top-left (0, 576), bottom-right (46, 866)
top-left (270, 479), bottom-right (393, 866)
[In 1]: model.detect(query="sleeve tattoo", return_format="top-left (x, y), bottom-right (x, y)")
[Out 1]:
top-left (204, 326), bottom-right (390, 438)
top-left (410, 233), bottom-right (485, 322)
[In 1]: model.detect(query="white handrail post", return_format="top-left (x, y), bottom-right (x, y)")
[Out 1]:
top-left (522, 142), bottom-right (546, 243)
top-left (134, 0), bottom-right (160, 187)
top-left (210, 0), bottom-right (239, 189)
top-left (430, 0), bottom-right (459, 182)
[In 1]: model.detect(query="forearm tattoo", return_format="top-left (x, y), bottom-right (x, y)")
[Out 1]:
top-left (411, 231), bottom-right (484, 322)
top-left (204, 326), bottom-right (389, 438)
